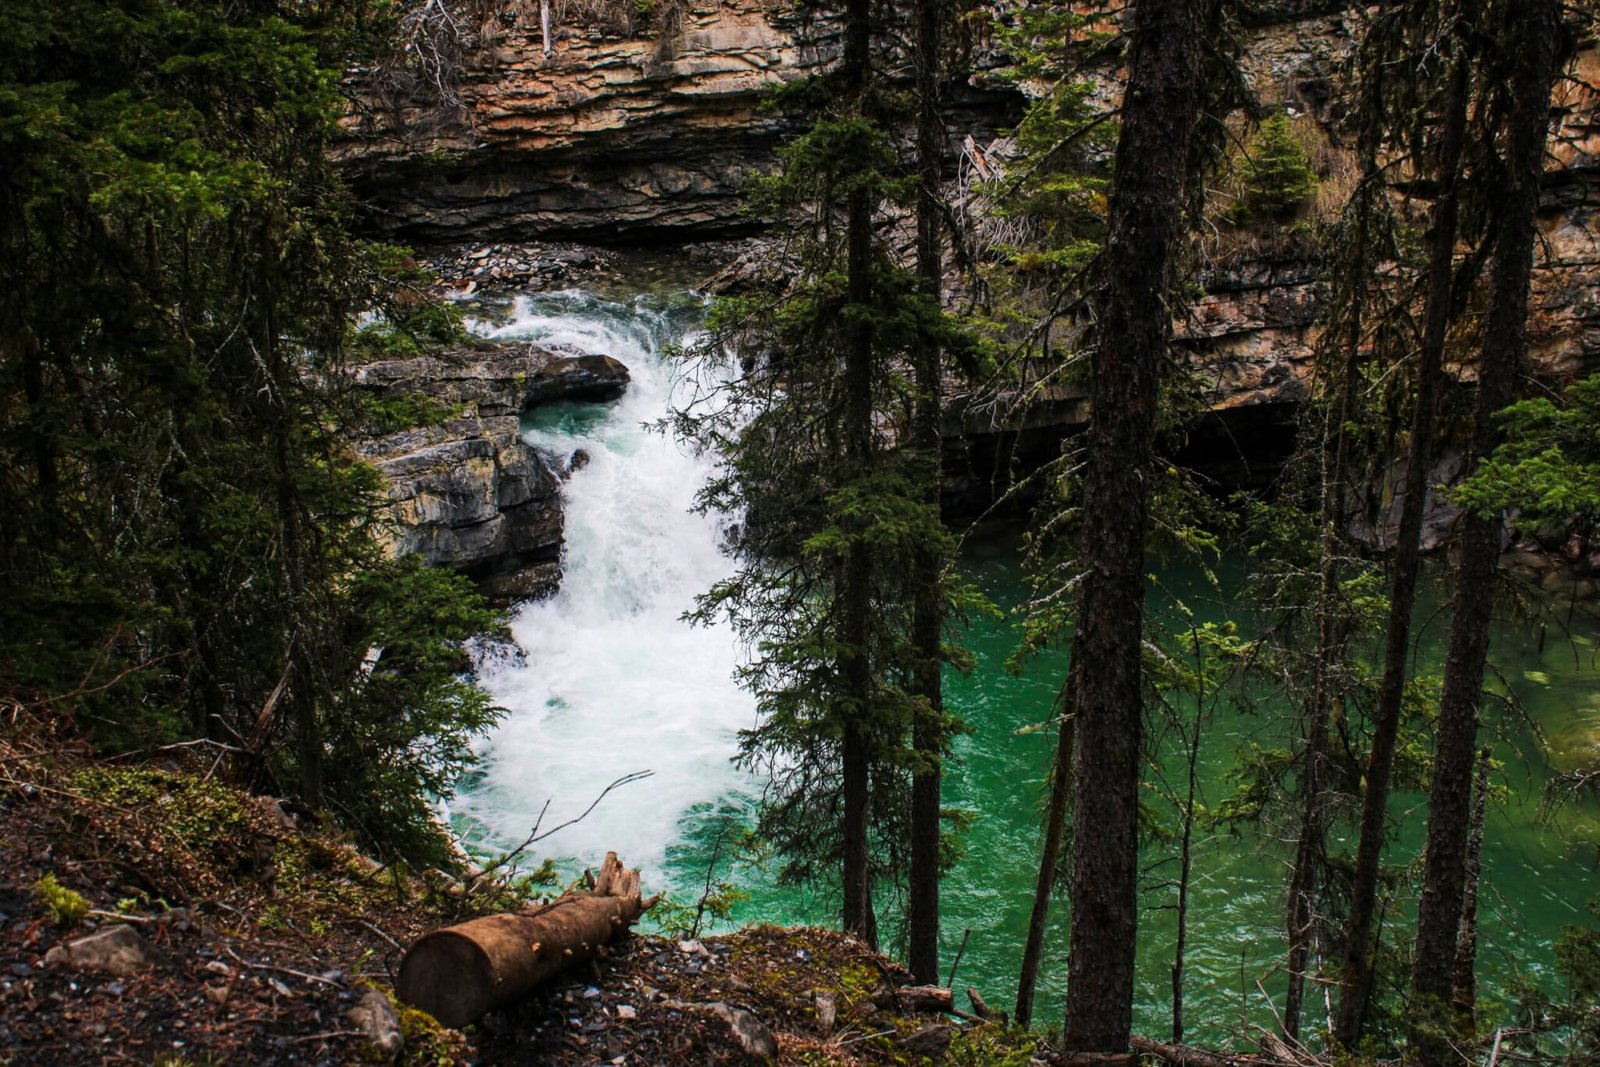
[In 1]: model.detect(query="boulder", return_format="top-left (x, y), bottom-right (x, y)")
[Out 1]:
top-left (703, 1001), bottom-right (777, 1062)
top-left (43, 925), bottom-right (157, 976)
top-left (522, 355), bottom-right (631, 407)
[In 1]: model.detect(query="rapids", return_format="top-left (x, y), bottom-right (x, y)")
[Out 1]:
top-left (448, 280), bottom-right (1600, 1045)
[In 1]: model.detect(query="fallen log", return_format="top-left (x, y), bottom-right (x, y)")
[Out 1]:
top-left (893, 984), bottom-right (955, 1014)
top-left (396, 851), bottom-right (656, 1027)
top-left (1129, 1035), bottom-right (1276, 1067)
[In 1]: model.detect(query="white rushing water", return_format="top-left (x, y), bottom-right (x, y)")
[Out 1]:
top-left (449, 289), bottom-right (758, 884)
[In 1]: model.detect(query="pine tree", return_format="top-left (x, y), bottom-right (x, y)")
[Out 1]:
top-left (678, 0), bottom-right (968, 945)
top-left (1060, 0), bottom-right (1210, 1049)
top-left (1334, 2), bottom-right (1476, 1045)
top-left (1410, 4), bottom-right (1564, 1061)
top-left (0, 0), bottom-right (504, 866)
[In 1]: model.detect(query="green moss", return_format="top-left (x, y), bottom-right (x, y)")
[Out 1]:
top-left (836, 959), bottom-right (880, 1008)
top-left (387, 990), bottom-right (468, 1066)
top-left (946, 1025), bottom-right (1042, 1067)
top-left (71, 767), bottom-right (271, 878)
top-left (32, 873), bottom-right (88, 926)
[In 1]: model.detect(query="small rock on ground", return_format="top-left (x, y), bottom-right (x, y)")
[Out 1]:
top-left (42, 925), bottom-right (157, 976)
top-left (705, 1001), bottom-right (777, 1061)
top-left (346, 989), bottom-right (405, 1062)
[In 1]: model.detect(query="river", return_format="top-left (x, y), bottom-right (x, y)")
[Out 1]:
top-left (446, 280), bottom-right (1600, 1047)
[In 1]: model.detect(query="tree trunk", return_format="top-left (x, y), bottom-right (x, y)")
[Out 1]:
top-left (1284, 167), bottom-right (1374, 1043)
top-left (1062, 0), bottom-right (1206, 1051)
top-left (839, 0), bottom-right (877, 947)
top-left (1333, 36), bottom-right (1471, 1048)
top-left (1451, 745), bottom-right (1493, 1032)
top-left (396, 852), bottom-right (655, 1027)
top-left (1172, 628), bottom-right (1208, 1045)
top-left (1016, 673), bottom-right (1076, 1028)
top-left (1409, 8), bottom-right (1559, 1061)
top-left (907, 0), bottom-right (946, 988)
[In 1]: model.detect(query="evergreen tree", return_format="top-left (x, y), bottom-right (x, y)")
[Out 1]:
top-left (0, 0), bottom-right (503, 866)
top-left (1411, 5), bottom-right (1564, 1060)
top-left (1334, 2), bottom-right (1476, 1045)
top-left (679, 0), bottom-right (970, 946)
top-left (1059, 0), bottom-right (1210, 1050)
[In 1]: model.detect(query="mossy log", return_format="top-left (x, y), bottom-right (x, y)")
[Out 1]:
top-left (397, 851), bottom-right (656, 1027)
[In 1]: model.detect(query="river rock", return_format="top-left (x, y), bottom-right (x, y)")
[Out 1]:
top-left (43, 925), bottom-right (157, 976)
top-left (348, 340), bottom-right (560, 419)
top-left (348, 341), bottom-right (638, 603)
top-left (522, 355), bottom-right (631, 407)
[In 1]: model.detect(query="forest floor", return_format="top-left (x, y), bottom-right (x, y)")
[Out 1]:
top-left (0, 726), bottom-right (1048, 1066)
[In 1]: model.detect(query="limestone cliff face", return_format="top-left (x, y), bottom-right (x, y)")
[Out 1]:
top-left (349, 342), bottom-right (632, 601)
top-left (337, 0), bottom-right (1019, 242)
top-left (340, 1), bottom-right (1600, 542)
top-left (341, 2), bottom-right (1599, 384)
top-left (340, 0), bottom-right (825, 241)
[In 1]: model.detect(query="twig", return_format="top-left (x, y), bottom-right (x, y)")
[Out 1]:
top-left (945, 927), bottom-right (971, 989)
top-left (347, 917), bottom-right (403, 952)
top-left (282, 1030), bottom-right (363, 1044)
top-left (86, 910), bottom-right (154, 924)
top-left (224, 947), bottom-right (345, 988)
top-left (835, 1028), bottom-right (898, 1048)
top-left (860, 955), bottom-right (902, 1012)
top-left (470, 771), bottom-right (654, 886)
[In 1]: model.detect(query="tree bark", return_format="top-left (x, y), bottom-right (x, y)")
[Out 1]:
top-left (907, 0), bottom-right (947, 987)
top-left (1284, 165), bottom-right (1374, 1043)
top-left (1333, 32), bottom-right (1471, 1048)
top-left (1410, 8), bottom-right (1559, 1062)
top-left (839, 0), bottom-right (877, 947)
top-left (1062, 0), bottom-right (1207, 1051)
top-left (1451, 745), bottom-right (1493, 1033)
top-left (396, 852), bottom-right (655, 1027)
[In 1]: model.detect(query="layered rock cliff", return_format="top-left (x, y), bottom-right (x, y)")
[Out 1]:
top-left (337, 0), bottom-right (1016, 242)
top-left (338, 0), bottom-right (1600, 574)
top-left (349, 341), bottom-right (631, 600)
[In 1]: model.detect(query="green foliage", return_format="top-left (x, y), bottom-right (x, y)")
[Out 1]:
top-left (32, 873), bottom-right (89, 926)
top-left (677, 29), bottom-right (983, 917)
top-left (0, 0), bottom-right (503, 868)
top-left (355, 391), bottom-right (465, 435)
top-left (320, 558), bottom-right (506, 866)
top-left (1233, 112), bottom-right (1319, 222)
top-left (1454, 375), bottom-right (1600, 522)
top-left (986, 8), bottom-right (1112, 277)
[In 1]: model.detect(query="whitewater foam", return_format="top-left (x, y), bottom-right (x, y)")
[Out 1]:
top-left (449, 291), bottom-right (757, 884)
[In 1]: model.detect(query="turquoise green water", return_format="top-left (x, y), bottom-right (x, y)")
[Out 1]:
top-left (457, 278), bottom-right (1600, 1048)
top-left (660, 537), bottom-right (1600, 1047)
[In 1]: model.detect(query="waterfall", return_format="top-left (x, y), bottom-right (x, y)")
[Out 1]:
top-left (449, 289), bottom-right (757, 885)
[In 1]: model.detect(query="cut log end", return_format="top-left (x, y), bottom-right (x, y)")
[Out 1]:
top-left (396, 851), bottom-right (654, 1028)
top-left (396, 931), bottom-right (498, 1029)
